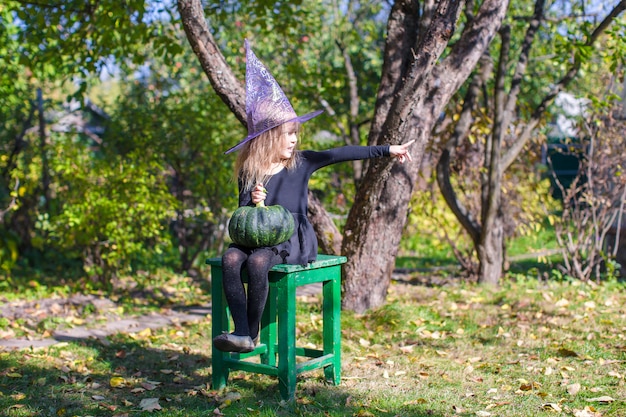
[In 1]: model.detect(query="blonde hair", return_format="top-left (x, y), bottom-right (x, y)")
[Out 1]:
top-left (235, 122), bottom-right (301, 192)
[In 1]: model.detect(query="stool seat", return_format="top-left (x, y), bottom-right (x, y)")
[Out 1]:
top-left (207, 254), bottom-right (346, 401)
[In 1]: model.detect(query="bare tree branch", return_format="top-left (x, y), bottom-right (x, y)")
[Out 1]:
top-left (436, 54), bottom-right (492, 246)
top-left (502, 0), bottom-right (626, 170)
top-left (177, 0), bottom-right (246, 126)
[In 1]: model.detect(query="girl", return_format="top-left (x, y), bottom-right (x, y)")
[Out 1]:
top-left (213, 41), bottom-right (413, 353)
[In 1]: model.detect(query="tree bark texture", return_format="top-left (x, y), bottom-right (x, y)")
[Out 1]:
top-left (477, 215), bottom-right (504, 285)
top-left (307, 190), bottom-right (342, 255)
top-left (176, 0), bottom-right (246, 125)
top-left (342, 0), bottom-right (510, 313)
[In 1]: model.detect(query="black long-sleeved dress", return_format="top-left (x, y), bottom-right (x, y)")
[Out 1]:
top-left (234, 145), bottom-right (390, 265)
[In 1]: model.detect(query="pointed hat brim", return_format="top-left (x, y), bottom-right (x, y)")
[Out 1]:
top-left (224, 40), bottom-right (323, 155)
top-left (224, 109), bottom-right (323, 154)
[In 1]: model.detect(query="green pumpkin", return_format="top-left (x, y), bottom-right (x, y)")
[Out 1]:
top-left (228, 201), bottom-right (295, 248)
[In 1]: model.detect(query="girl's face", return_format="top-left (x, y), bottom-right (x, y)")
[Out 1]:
top-left (277, 123), bottom-right (299, 160)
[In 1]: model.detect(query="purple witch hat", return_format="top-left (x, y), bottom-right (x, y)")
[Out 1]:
top-left (224, 39), bottom-right (323, 154)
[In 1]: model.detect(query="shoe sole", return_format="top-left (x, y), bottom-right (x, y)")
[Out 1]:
top-left (213, 335), bottom-right (254, 353)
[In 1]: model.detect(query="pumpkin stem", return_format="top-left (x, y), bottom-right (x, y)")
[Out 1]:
top-left (256, 201), bottom-right (266, 208)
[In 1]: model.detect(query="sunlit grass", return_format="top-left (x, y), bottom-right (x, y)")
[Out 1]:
top-left (2, 273), bottom-right (625, 416)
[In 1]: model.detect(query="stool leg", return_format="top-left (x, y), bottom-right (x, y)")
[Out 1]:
top-left (211, 266), bottom-right (229, 389)
top-left (277, 273), bottom-right (297, 401)
top-left (323, 267), bottom-right (341, 385)
top-left (260, 280), bottom-right (277, 365)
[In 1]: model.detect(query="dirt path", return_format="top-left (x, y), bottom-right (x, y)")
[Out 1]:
top-left (0, 284), bottom-right (324, 351)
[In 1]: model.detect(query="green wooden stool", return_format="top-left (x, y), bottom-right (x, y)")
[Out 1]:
top-left (207, 254), bottom-right (346, 401)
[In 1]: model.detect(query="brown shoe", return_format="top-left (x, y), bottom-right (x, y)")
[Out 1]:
top-left (213, 333), bottom-right (255, 353)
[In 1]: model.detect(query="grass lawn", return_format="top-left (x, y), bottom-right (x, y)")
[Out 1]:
top-left (1, 265), bottom-right (625, 417)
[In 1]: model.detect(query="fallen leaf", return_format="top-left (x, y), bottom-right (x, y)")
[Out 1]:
top-left (400, 345), bottom-right (415, 353)
top-left (99, 403), bottom-right (118, 412)
top-left (542, 403), bottom-right (562, 412)
top-left (404, 398), bottom-right (427, 405)
top-left (567, 383), bottom-right (581, 396)
top-left (7, 405), bottom-right (25, 411)
top-left (354, 411), bottom-right (376, 417)
top-left (139, 398), bottom-right (161, 411)
top-left (109, 376), bottom-right (126, 388)
top-left (573, 406), bottom-right (602, 417)
top-left (130, 328), bottom-right (152, 340)
top-left (586, 396), bottom-right (614, 403)
top-left (141, 382), bottom-right (158, 391)
top-left (555, 298), bottom-right (569, 307)
top-left (219, 392), bottom-right (241, 407)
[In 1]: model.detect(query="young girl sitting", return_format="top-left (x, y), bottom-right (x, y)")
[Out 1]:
top-left (213, 40), bottom-right (413, 353)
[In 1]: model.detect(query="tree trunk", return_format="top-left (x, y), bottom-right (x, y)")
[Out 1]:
top-left (342, 143), bottom-right (423, 310)
top-left (37, 88), bottom-right (50, 211)
top-left (477, 214), bottom-right (504, 285)
top-left (307, 190), bottom-right (342, 255)
top-left (176, 0), bottom-right (246, 124)
top-left (342, 0), bottom-right (510, 313)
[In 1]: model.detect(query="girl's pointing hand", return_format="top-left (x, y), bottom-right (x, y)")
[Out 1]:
top-left (390, 139), bottom-right (415, 164)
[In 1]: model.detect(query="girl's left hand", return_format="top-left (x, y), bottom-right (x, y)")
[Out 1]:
top-left (251, 183), bottom-right (267, 205)
top-left (389, 139), bottom-right (415, 164)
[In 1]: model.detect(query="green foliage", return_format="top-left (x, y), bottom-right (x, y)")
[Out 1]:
top-left (40, 135), bottom-right (176, 282)
top-left (603, 16), bottom-right (626, 73)
top-left (402, 171), bottom-right (472, 258)
top-left (0, 5), bottom-right (35, 229)
top-left (0, 228), bottom-right (19, 275)
top-left (101, 39), bottom-right (241, 268)
top-left (11, 1), bottom-right (179, 82)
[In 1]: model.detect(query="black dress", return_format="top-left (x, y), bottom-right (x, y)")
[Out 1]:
top-left (233, 145), bottom-right (390, 265)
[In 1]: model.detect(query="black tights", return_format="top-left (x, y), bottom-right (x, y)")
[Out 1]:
top-left (221, 247), bottom-right (283, 338)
